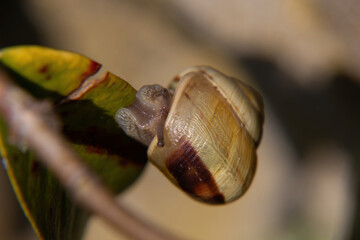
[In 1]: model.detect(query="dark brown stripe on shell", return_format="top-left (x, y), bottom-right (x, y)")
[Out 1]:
top-left (165, 137), bottom-right (225, 204)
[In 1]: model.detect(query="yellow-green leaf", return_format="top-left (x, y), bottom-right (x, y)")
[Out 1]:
top-left (0, 45), bottom-right (100, 101)
top-left (0, 46), bottom-right (147, 240)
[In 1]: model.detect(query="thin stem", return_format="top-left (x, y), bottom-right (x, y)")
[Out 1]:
top-left (0, 69), bottom-right (179, 240)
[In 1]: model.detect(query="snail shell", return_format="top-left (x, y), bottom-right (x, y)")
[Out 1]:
top-left (116, 66), bottom-right (264, 204)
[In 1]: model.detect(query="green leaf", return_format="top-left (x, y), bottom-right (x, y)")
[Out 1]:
top-left (0, 46), bottom-right (147, 240)
top-left (0, 45), bottom-right (100, 101)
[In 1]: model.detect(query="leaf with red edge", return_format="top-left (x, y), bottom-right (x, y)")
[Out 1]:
top-left (0, 46), bottom-right (147, 240)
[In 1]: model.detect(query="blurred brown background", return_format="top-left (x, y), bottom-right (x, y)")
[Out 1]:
top-left (0, 0), bottom-right (359, 239)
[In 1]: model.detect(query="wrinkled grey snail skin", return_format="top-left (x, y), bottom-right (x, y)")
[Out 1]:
top-left (115, 66), bottom-right (264, 204)
top-left (116, 84), bottom-right (171, 147)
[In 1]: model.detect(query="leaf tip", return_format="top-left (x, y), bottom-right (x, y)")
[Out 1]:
top-left (81, 60), bottom-right (101, 80)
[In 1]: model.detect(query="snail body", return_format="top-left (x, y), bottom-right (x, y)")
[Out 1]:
top-left (116, 66), bottom-right (264, 204)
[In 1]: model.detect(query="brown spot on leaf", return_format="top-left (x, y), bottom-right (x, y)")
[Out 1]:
top-left (165, 137), bottom-right (225, 204)
top-left (38, 65), bottom-right (52, 80)
top-left (39, 64), bottom-right (49, 74)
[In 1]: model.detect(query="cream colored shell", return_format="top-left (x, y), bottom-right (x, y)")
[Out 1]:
top-left (148, 66), bottom-right (264, 204)
top-left (175, 66), bottom-right (264, 145)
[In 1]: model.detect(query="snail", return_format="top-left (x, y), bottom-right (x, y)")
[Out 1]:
top-left (115, 66), bottom-right (264, 204)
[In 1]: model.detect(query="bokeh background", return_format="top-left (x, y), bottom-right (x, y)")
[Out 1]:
top-left (0, 0), bottom-right (359, 239)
